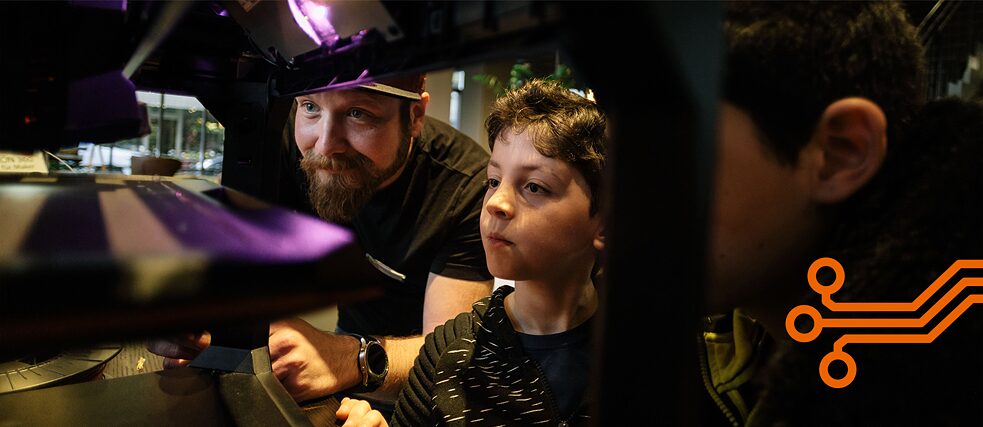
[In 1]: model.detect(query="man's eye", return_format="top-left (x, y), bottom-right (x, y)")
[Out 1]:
top-left (486, 178), bottom-right (500, 189)
top-left (525, 182), bottom-right (544, 193)
top-left (348, 109), bottom-right (365, 119)
top-left (301, 102), bottom-right (319, 114)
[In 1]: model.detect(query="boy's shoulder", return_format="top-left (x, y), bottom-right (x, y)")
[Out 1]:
top-left (427, 286), bottom-right (514, 355)
top-left (470, 285), bottom-right (512, 319)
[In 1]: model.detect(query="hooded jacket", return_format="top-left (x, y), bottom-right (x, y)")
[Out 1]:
top-left (392, 286), bottom-right (591, 426)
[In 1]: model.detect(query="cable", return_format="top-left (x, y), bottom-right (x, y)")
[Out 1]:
top-left (43, 150), bottom-right (76, 172)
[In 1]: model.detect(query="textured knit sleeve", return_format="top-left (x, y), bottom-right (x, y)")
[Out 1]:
top-left (391, 312), bottom-right (473, 426)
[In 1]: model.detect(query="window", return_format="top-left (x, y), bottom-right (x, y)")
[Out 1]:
top-left (75, 91), bottom-right (225, 176)
top-left (449, 70), bottom-right (466, 129)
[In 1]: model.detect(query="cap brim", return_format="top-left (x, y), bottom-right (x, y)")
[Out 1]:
top-left (356, 82), bottom-right (422, 101)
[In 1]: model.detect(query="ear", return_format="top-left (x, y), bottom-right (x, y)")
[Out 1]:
top-left (410, 92), bottom-right (430, 138)
top-left (593, 224), bottom-right (605, 252)
top-left (809, 97), bottom-right (888, 203)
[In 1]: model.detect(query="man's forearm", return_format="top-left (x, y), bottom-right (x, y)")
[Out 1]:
top-left (368, 335), bottom-right (425, 399)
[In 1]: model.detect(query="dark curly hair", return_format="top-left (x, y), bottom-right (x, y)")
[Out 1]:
top-left (485, 79), bottom-right (607, 215)
top-left (724, 1), bottom-right (926, 164)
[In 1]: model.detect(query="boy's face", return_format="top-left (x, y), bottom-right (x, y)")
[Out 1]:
top-left (705, 103), bottom-right (822, 312)
top-left (294, 89), bottom-right (412, 222)
top-left (481, 129), bottom-right (603, 282)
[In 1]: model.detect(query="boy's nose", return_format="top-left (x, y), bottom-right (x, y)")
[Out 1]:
top-left (485, 186), bottom-right (514, 220)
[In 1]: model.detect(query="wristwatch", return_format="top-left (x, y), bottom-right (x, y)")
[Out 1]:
top-left (348, 333), bottom-right (388, 393)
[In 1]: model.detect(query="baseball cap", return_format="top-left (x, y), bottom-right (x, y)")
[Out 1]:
top-left (356, 73), bottom-right (426, 101)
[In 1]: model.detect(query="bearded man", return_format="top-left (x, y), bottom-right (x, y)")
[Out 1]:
top-left (151, 75), bottom-right (493, 415)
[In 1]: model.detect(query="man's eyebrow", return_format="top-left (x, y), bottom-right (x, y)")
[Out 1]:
top-left (296, 90), bottom-right (389, 108)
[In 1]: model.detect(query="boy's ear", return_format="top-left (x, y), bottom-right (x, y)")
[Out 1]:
top-left (809, 97), bottom-right (888, 204)
top-left (593, 225), bottom-right (605, 252)
top-left (410, 92), bottom-right (431, 138)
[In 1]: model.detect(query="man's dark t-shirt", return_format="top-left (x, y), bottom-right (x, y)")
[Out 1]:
top-left (287, 117), bottom-right (492, 336)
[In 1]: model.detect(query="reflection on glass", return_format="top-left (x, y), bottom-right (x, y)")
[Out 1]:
top-left (62, 91), bottom-right (225, 180)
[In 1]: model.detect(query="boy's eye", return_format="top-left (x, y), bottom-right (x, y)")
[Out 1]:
top-left (487, 178), bottom-right (500, 189)
top-left (301, 101), bottom-right (319, 114)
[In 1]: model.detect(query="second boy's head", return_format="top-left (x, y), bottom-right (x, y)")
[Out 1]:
top-left (706, 2), bottom-right (927, 312)
top-left (481, 80), bottom-right (607, 282)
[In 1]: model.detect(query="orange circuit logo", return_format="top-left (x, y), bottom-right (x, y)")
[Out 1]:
top-left (785, 257), bottom-right (983, 388)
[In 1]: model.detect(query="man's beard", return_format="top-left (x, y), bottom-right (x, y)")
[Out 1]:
top-left (300, 136), bottom-right (411, 223)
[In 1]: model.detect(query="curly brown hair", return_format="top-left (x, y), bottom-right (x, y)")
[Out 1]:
top-left (485, 79), bottom-right (607, 215)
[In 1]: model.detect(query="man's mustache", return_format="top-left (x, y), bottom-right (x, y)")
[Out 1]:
top-left (301, 151), bottom-right (372, 172)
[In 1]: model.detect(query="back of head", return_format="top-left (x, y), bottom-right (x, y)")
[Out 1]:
top-left (485, 79), bottom-right (607, 215)
top-left (724, 1), bottom-right (926, 163)
top-left (724, 3), bottom-right (983, 423)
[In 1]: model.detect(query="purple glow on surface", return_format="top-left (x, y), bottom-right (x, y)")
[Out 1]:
top-left (247, 210), bottom-right (353, 262)
top-left (71, 0), bottom-right (125, 12)
top-left (7, 179), bottom-right (358, 283)
top-left (160, 183), bottom-right (353, 263)
top-left (288, 0), bottom-right (339, 46)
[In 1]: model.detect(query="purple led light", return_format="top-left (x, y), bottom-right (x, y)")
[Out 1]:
top-left (288, 0), bottom-right (339, 46)
top-left (209, 2), bottom-right (228, 17)
top-left (288, 0), bottom-right (319, 44)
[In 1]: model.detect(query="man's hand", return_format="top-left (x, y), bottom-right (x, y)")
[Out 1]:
top-left (147, 331), bottom-right (211, 368)
top-left (336, 397), bottom-right (389, 427)
top-left (148, 319), bottom-right (361, 402)
top-left (269, 318), bottom-right (361, 402)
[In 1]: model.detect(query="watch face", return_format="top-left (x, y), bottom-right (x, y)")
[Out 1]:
top-left (365, 341), bottom-right (389, 377)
